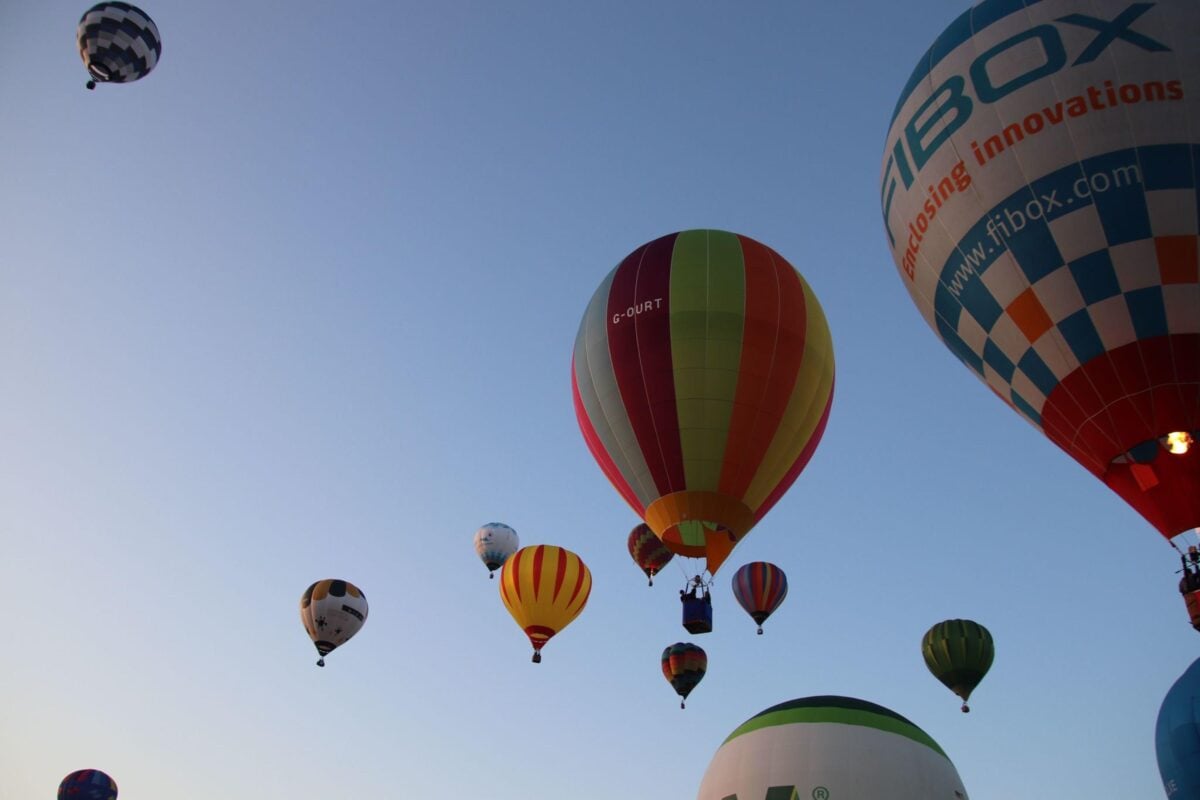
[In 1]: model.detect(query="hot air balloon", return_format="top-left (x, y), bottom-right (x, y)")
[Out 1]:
top-left (58, 769), bottom-right (117, 800)
top-left (921, 619), bottom-right (994, 713)
top-left (628, 523), bottom-right (674, 586)
top-left (299, 579), bottom-right (368, 667)
top-left (697, 696), bottom-right (970, 800)
top-left (1157, 657), bottom-right (1200, 799)
top-left (499, 544), bottom-right (591, 663)
top-left (572, 230), bottom-right (835, 603)
top-left (474, 522), bottom-right (519, 579)
top-left (661, 642), bottom-right (707, 709)
top-left (880, 1), bottom-right (1200, 624)
top-left (77, 3), bottom-right (162, 90)
top-left (731, 561), bottom-right (788, 634)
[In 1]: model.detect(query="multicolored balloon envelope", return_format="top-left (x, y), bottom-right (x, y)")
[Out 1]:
top-left (573, 229), bottom-right (835, 578)
top-left (661, 642), bottom-right (707, 709)
top-left (628, 523), bottom-right (674, 586)
top-left (499, 545), bottom-right (591, 663)
top-left (474, 522), bottom-right (520, 579)
top-left (880, 1), bottom-right (1200, 542)
top-left (697, 696), bottom-right (969, 800)
top-left (58, 769), bottom-right (117, 800)
top-left (300, 579), bottom-right (369, 667)
top-left (77, 3), bottom-right (162, 90)
top-left (1156, 657), bottom-right (1200, 798)
top-left (731, 561), bottom-right (788, 634)
top-left (921, 619), bottom-right (994, 712)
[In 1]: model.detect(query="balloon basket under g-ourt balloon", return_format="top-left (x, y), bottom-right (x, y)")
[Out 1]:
top-left (682, 592), bottom-right (713, 634)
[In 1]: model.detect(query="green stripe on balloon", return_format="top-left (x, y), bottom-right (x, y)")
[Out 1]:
top-left (723, 700), bottom-right (946, 758)
top-left (670, 230), bottom-right (746, 492)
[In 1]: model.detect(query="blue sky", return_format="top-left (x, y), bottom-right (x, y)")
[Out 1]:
top-left (2, 2), bottom-right (1195, 798)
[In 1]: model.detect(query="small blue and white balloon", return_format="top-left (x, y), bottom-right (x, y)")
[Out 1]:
top-left (473, 523), bottom-right (519, 579)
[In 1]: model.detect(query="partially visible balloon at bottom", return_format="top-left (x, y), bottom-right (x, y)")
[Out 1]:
top-left (1157, 657), bottom-right (1200, 799)
top-left (59, 769), bottom-right (117, 800)
top-left (696, 696), bottom-right (969, 800)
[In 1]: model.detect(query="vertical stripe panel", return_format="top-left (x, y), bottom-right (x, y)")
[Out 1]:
top-left (719, 239), bottom-right (806, 499)
top-left (607, 235), bottom-right (686, 494)
top-left (670, 230), bottom-right (745, 491)
top-left (744, 274), bottom-right (836, 511)
top-left (573, 268), bottom-right (657, 509)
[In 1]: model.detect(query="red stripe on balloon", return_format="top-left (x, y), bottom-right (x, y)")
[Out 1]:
top-left (718, 237), bottom-right (806, 500)
top-left (606, 234), bottom-right (685, 495)
top-left (504, 548), bottom-right (523, 605)
top-left (531, 546), bottom-right (545, 602)
top-left (564, 559), bottom-right (590, 609)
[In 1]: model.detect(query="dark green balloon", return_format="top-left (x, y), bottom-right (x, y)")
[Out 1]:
top-left (921, 619), bottom-right (994, 712)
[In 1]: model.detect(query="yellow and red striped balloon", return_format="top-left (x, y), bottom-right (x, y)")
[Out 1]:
top-left (499, 545), bottom-right (592, 663)
top-left (573, 230), bottom-right (835, 576)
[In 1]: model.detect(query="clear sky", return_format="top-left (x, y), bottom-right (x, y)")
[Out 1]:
top-left (2, 2), bottom-right (1195, 798)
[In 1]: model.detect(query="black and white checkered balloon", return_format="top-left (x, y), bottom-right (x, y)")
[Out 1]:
top-left (77, 2), bottom-right (161, 89)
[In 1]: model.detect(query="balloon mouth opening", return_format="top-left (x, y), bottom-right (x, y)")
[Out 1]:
top-left (87, 64), bottom-right (111, 81)
top-left (1111, 431), bottom-right (1200, 464)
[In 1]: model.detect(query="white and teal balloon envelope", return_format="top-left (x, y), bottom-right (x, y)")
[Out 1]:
top-left (697, 696), bottom-right (968, 800)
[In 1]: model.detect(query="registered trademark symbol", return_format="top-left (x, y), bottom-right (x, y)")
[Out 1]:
top-left (812, 788), bottom-right (830, 800)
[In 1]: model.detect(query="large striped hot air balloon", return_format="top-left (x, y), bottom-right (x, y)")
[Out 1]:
top-left (880, 3), bottom-right (1200, 580)
top-left (499, 544), bottom-right (591, 663)
top-left (573, 230), bottom-right (836, 579)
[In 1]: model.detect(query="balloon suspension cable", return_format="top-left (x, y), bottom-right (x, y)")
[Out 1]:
top-left (647, 571), bottom-right (654, 587)
top-left (674, 555), bottom-right (692, 584)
